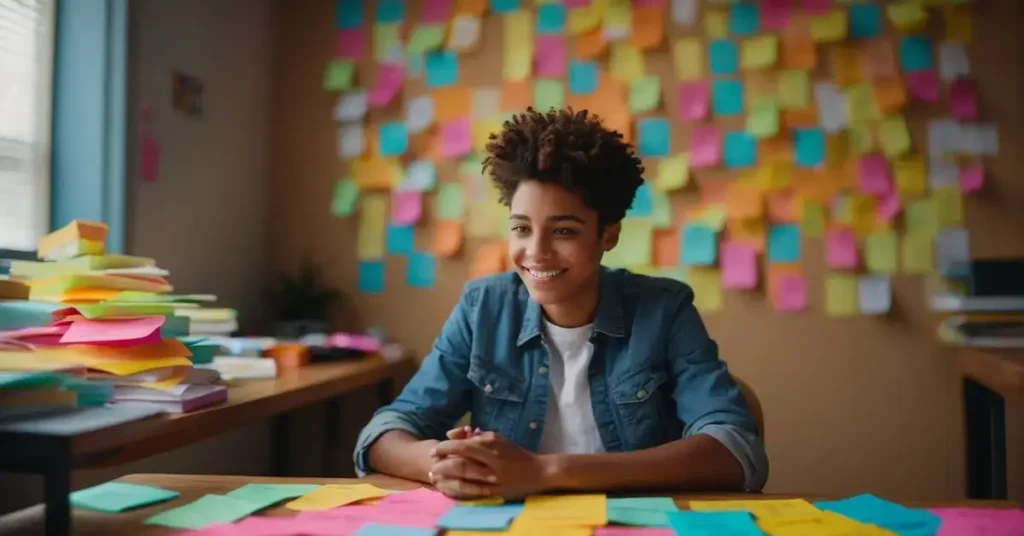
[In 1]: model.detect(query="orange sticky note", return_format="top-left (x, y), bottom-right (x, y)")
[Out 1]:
top-left (653, 228), bottom-right (680, 268)
top-left (575, 29), bottom-right (606, 59)
top-left (873, 78), bottom-right (907, 115)
top-left (470, 242), bottom-right (507, 279)
top-left (434, 86), bottom-right (473, 122)
top-left (432, 221), bottom-right (464, 257)
top-left (726, 183), bottom-right (765, 221)
top-left (831, 45), bottom-right (863, 87)
top-left (782, 34), bottom-right (817, 70)
top-left (630, 5), bottom-right (665, 51)
top-left (501, 80), bottom-right (532, 111)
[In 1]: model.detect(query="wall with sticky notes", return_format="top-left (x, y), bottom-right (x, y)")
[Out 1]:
top-left (269, 0), bottom-right (1024, 501)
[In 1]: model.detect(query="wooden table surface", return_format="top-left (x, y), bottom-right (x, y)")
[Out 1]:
top-left (958, 348), bottom-right (1024, 402)
top-left (0, 473), bottom-right (1017, 536)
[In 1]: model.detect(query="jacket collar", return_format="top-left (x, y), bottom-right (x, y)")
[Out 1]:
top-left (516, 268), bottom-right (625, 346)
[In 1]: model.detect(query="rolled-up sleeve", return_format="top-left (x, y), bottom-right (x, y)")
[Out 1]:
top-left (666, 291), bottom-right (769, 491)
top-left (353, 286), bottom-right (479, 476)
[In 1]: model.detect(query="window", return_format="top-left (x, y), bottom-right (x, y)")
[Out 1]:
top-left (0, 0), bottom-right (54, 253)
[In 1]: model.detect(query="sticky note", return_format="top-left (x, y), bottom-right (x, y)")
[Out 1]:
top-left (435, 182), bottom-right (465, 221)
top-left (323, 59), bottom-right (355, 91)
top-left (766, 224), bottom-right (800, 263)
top-left (667, 511), bottom-right (761, 535)
top-left (385, 224), bottom-right (415, 255)
top-left (425, 50), bottom-right (458, 87)
top-left (899, 36), bottom-right (933, 73)
top-left (857, 154), bottom-right (892, 196)
top-left (741, 35), bottom-right (777, 70)
top-left (637, 118), bottom-right (670, 157)
top-left (711, 79), bottom-right (743, 116)
top-left (330, 178), bottom-right (359, 217)
top-left (723, 131), bottom-right (757, 169)
top-left (809, 9), bottom-right (847, 43)
top-left (793, 128), bottom-right (825, 168)
top-left (709, 40), bottom-right (738, 75)
top-left (70, 481), bottom-right (179, 513)
top-left (437, 504), bottom-right (524, 530)
top-left (518, 494), bottom-right (607, 527)
top-left (728, 3), bottom-right (759, 35)
top-left (681, 224), bottom-right (717, 266)
top-left (655, 154), bottom-right (689, 192)
top-left (568, 61), bottom-right (598, 94)
top-left (629, 76), bottom-right (661, 114)
top-left (689, 125), bottom-right (721, 168)
top-left (848, 3), bottom-right (881, 39)
top-left (145, 494), bottom-right (264, 530)
top-left (816, 494), bottom-right (941, 536)
top-left (866, 231), bottom-right (898, 274)
top-left (673, 39), bottom-right (704, 81)
top-left (720, 241), bottom-right (757, 290)
top-left (610, 43), bottom-right (646, 82)
top-left (536, 3), bottom-right (565, 33)
top-left (747, 98), bottom-right (779, 139)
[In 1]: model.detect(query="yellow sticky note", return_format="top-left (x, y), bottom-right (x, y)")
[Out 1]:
top-left (747, 98), bottom-right (780, 139)
top-left (800, 200), bottom-right (826, 238)
top-left (285, 484), bottom-right (387, 511)
top-left (878, 115), bottom-right (912, 158)
top-left (894, 154), bottom-right (927, 198)
top-left (357, 194), bottom-right (387, 260)
top-left (848, 124), bottom-right (875, 156)
top-left (741, 35), bottom-right (778, 70)
top-left (888, 1), bottom-right (928, 33)
top-left (610, 43), bottom-right (645, 83)
top-left (567, 2), bottom-right (603, 35)
top-left (602, 219), bottom-right (653, 268)
top-left (944, 5), bottom-right (972, 43)
top-left (933, 186), bottom-right (964, 225)
top-left (690, 499), bottom-right (821, 519)
top-left (845, 84), bottom-right (880, 126)
top-left (503, 11), bottom-right (533, 82)
top-left (778, 70), bottom-right (810, 110)
top-left (655, 153), bottom-right (689, 192)
top-left (866, 231), bottom-right (898, 274)
top-left (687, 267), bottom-right (722, 313)
top-left (902, 231), bottom-right (934, 275)
top-left (703, 10), bottom-right (728, 38)
top-left (904, 198), bottom-right (938, 237)
top-left (673, 39), bottom-right (704, 81)
top-left (518, 494), bottom-right (607, 527)
top-left (810, 10), bottom-right (848, 43)
top-left (825, 273), bottom-right (858, 317)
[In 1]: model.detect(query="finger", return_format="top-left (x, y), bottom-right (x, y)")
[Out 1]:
top-left (431, 441), bottom-right (500, 467)
top-left (435, 477), bottom-right (492, 499)
top-left (431, 456), bottom-right (498, 484)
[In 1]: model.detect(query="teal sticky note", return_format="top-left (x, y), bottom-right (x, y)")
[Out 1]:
top-left (70, 482), bottom-right (179, 513)
top-left (627, 181), bottom-right (654, 217)
top-left (225, 483), bottom-right (320, 510)
top-left (145, 494), bottom-right (264, 530)
top-left (667, 511), bottom-right (761, 536)
top-left (568, 61), bottom-right (598, 95)
top-left (358, 261), bottom-right (385, 293)
top-left (378, 122), bottom-right (408, 156)
top-left (637, 118), bottom-right (670, 157)
top-left (336, 1), bottom-right (363, 29)
top-left (424, 50), bottom-right (458, 87)
top-left (406, 252), bottom-right (436, 288)
top-left (768, 224), bottom-right (801, 263)
top-left (536, 4), bottom-right (565, 34)
top-left (490, 0), bottom-right (519, 14)
top-left (849, 3), bottom-right (881, 39)
top-left (794, 127), bottom-right (825, 168)
top-left (375, 0), bottom-right (404, 23)
top-left (816, 494), bottom-right (941, 536)
top-left (729, 4), bottom-right (759, 35)
top-left (723, 131), bottom-right (757, 168)
top-left (681, 224), bottom-right (717, 266)
top-left (899, 36), bottom-right (933, 73)
top-left (712, 79), bottom-right (744, 116)
top-left (709, 40), bottom-right (738, 75)
top-left (386, 224), bottom-right (415, 255)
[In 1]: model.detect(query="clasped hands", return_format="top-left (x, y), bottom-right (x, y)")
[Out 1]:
top-left (427, 426), bottom-right (555, 500)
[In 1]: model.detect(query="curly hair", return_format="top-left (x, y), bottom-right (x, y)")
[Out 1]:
top-left (481, 107), bottom-right (645, 227)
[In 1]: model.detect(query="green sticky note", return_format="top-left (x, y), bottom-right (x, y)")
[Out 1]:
top-left (225, 483), bottom-right (320, 509)
top-left (534, 79), bottom-right (565, 111)
top-left (778, 70), bottom-right (810, 110)
top-left (331, 178), bottom-right (359, 217)
top-left (323, 59), bottom-right (354, 91)
top-left (145, 494), bottom-right (264, 530)
top-left (435, 182), bottom-right (465, 221)
top-left (70, 482), bottom-right (180, 513)
top-left (866, 231), bottom-right (898, 274)
top-left (629, 75), bottom-right (661, 114)
top-left (747, 97), bottom-right (779, 139)
top-left (407, 24), bottom-right (446, 55)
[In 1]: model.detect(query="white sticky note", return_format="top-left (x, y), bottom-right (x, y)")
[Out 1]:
top-left (448, 15), bottom-right (481, 51)
top-left (472, 87), bottom-right (501, 119)
top-left (928, 157), bottom-right (959, 189)
top-left (938, 42), bottom-right (971, 82)
top-left (405, 96), bottom-right (434, 134)
top-left (338, 124), bottom-right (364, 160)
top-left (858, 276), bottom-right (892, 315)
top-left (814, 82), bottom-right (848, 133)
top-left (400, 160), bottom-right (437, 192)
top-left (334, 90), bottom-right (368, 123)
top-left (935, 228), bottom-right (971, 276)
top-left (671, 0), bottom-right (698, 26)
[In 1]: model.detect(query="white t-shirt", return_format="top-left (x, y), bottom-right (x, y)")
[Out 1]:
top-left (536, 320), bottom-right (606, 455)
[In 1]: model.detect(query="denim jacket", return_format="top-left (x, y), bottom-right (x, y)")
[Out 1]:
top-left (354, 268), bottom-right (769, 490)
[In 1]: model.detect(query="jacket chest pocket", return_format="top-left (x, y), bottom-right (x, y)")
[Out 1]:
top-left (467, 361), bottom-right (526, 438)
top-left (612, 366), bottom-right (669, 446)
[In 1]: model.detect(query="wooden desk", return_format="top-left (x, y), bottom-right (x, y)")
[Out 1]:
top-left (0, 473), bottom-right (1017, 536)
top-left (958, 348), bottom-right (1024, 500)
top-left (0, 356), bottom-right (400, 536)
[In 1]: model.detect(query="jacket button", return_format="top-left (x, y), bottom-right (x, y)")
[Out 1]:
top-left (636, 389), bottom-right (647, 399)
top-left (529, 422), bottom-right (538, 430)
top-left (538, 366), bottom-right (548, 374)
top-left (484, 384), bottom-right (493, 394)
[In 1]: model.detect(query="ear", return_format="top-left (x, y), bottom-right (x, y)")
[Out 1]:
top-left (601, 222), bottom-right (621, 252)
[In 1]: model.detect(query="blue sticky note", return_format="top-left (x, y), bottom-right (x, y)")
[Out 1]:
top-left (667, 511), bottom-right (761, 536)
top-left (793, 128), bottom-right (825, 168)
top-left (681, 224), bottom-right (717, 266)
top-left (406, 252), bottom-right (436, 288)
top-left (637, 118), bottom-right (670, 157)
top-left (711, 79), bottom-right (744, 116)
top-left (437, 504), bottom-right (525, 530)
top-left (357, 261), bottom-right (385, 293)
top-left (536, 4), bottom-right (566, 34)
top-left (627, 181), bottom-right (654, 217)
top-left (729, 4), bottom-right (759, 36)
top-left (378, 122), bottom-right (408, 156)
top-left (386, 225), bottom-right (415, 255)
top-left (848, 3), bottom-right (881, 39)
top-left (353, 524), bottom-right (437, 536)
top-left (709, 40), bottom-right (738, 75)
top-left (899, 36), bottom-right (934, 73)
top-left (723, 131), bottom-right (756, 168)
top-left (424, 51), bottom-right (458, 87)
top-left (816, 494), bottom-right (941, 536)
top-left (568, 61), bottom-right (598, 95)
top-left (336, 0), bottom-right (363, 29)
top-left (375, 0), bottom-right (404, 23)
top-left (767, 224), bottom-right (801, 263)
top-left (490, 0), bottom-right (519, 14)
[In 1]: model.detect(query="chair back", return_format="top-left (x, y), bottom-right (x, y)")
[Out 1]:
top-left (733, 376), bottom-right (765, 441)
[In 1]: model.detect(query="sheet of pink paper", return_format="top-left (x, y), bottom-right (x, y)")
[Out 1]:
top-left (857, 154), bottom-right (892, 195)
top-left (800, 0), bottom-right (832, 14)
top-left (534, 35), bottom-right (566, 77)
top-left (949, 78), bottom-right (977, 120)
top-left (876, 192), bottom-right (901, 221)
top-left (689, 125), bottom-right (721, 168)
top-left (420, 0), bottom-right (451, 23)
top-left (60, 316), bottom-right (165, 346)
top-left (336, 28), bottom-right (366, 59)
top-left (930, 507), bottom-right (1024, 536)
top-left (564, 0), bottom-right (591, 7)
top-left (440, 117), bottom-right (472, 158)
top-left (369, 63), bottom-right (405, 108)
top-left (825, 228), bottom-right (859, 269)
top-left (391, 190), bottom-right (423, 225)
top-left (678, 81), bottom-right (709, 121)
top-left (959, 163), bottom-right (984, 193)
top-left (721, 241), bottom-right (758, 290)
top-left (774, 274), bottom-right (806, 312)
top-left (906, 70), bottom-right (940, 102)
top-left (761, 0), bottom-right (790, 31)
top-left (595, 528), bottom-right (675, 536)
top-left (140, 136), bottom-right (160, 183)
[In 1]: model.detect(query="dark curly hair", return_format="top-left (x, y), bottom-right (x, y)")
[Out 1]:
top-left (481, 107), bottom-right (645, 227)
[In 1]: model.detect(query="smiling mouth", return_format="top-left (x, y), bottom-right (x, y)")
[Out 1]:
top-left (523, 267), bottom-right (567, 281)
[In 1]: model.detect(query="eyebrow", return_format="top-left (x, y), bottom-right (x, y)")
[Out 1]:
top-left (509, 213), bottom-right (586, 224)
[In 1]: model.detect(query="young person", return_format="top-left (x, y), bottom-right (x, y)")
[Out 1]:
top-left (354, 108), bottom-right (768, 499)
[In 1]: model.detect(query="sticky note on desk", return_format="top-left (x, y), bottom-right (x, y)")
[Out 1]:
top-left (145, 494), bottom-right (264, 530)
top-left (70, 481), bottom-right (179, 513)
top-left (518, 494), bottom-right (607, 526)
top-left (225, 483), bottom-right (319, 510)
top-left (286, 483), bottom-right (388, 511)
top-left (667, 510), bottom-right (761, 535)
top-left (437, 504), bottom-right (524, 530)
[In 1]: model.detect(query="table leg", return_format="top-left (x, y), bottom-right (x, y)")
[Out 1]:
top-left (43, 455), bottom-right (71, 536)
top-left (324, 397), bottom-right (341, 477)
top-left (271, 413), bottom-right (291, 477)
top-left (963, 377), bottom-right (1007, 499)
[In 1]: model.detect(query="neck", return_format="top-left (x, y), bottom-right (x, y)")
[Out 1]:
top-left (541, 275), bottom-right (600, 328)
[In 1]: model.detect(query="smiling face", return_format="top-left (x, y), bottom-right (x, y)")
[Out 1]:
top-left (508, 180), bottom-right (620, 313)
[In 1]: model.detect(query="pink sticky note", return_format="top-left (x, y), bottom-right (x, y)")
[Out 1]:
top-left (906, 70), bottom-right (940, 103)
top-left (535, 35), bottom-right (566, 77)
top-left (930, 507), bottom-right (1024, 536)
top-left (140, 135), bottom-right (160, 183)
top-left (440, 118), bottom-right (472, 158)
top-left (689, 125), bottom-right (721, 168)
top-left (800, 0), bottom-right (832, 14)
top-left (959, 163), bottom-right (984, 193)
top-left (336, 28), bottom-right (365, 59)
top-left (369, 63), bottom-right (405, 108)
top-left (949, 78), bottom-right (978, 120)
top-left (391, 190), bottom-right (423, 225)
top-left (876, 192), bottom-right (901, 221)
top-left (857, 154), bottom-right (892, 195)
top-left (678, 81), bottom-right (709, 121)
top-left (773, 273), bottom-right (806, 312)
top-left (825, 228), bottom-right (859, 269)
top-left (595, 528), bottom-right (676, 536)
top-left (721, 241), bottom-right (758, 290)
top-left (60, 316), bottom-right (165, 346)
top-left (761, 0), bottom-right (790, 31)
top-left (421, 0), bottom-right (451, 23)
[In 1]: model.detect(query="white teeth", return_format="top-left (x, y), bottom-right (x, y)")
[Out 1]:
top-left (527, 268), bottom-right (565, 279)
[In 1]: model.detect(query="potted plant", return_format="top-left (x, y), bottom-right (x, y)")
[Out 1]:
top-left (267, 255), bottom-right (343, 339)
